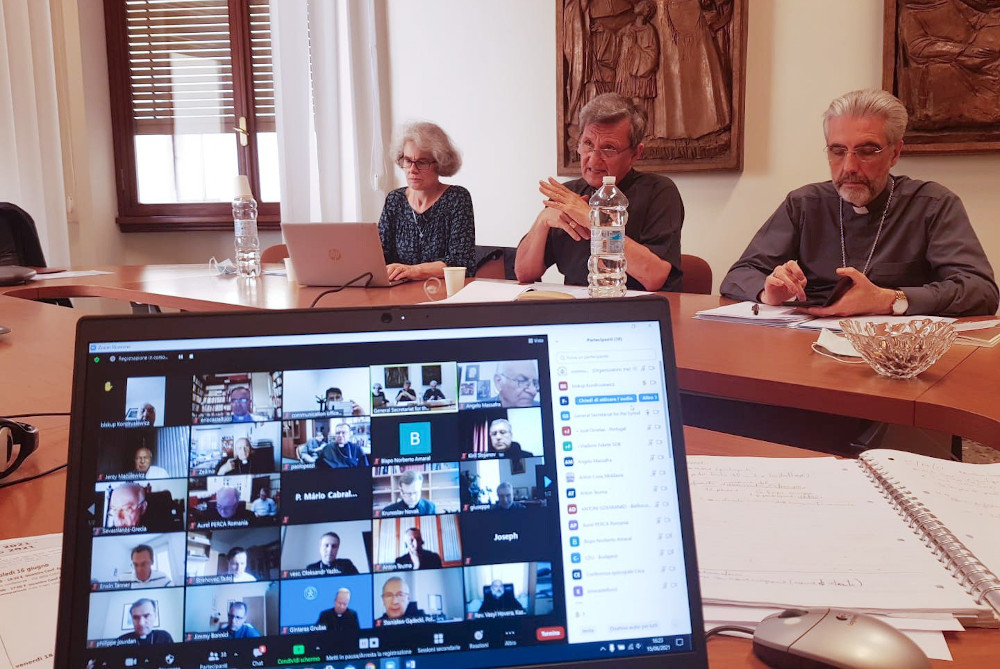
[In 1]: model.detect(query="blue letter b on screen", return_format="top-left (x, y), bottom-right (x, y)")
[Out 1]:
top-left (400, 422), bottom-right (432, 456)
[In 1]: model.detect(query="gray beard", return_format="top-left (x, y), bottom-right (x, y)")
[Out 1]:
top-left (836, 183), bottom-right (874, 207)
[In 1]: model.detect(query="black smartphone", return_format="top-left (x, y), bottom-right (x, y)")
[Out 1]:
top-left (782, 275), bottom-right (853, 308)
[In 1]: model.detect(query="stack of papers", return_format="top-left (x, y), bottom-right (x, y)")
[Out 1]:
top-left (693, 302), bottom-right (810, 327)
top-left (689, 454), bottom-right (1000, 660)
top-left (795, 314), bottom-right (954, 332)
top-left (695, 302), bottom-right (956, 333)
top-left (954, 319), bottom-right (1000, 347)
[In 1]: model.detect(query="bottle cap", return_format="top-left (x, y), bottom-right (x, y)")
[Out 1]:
top-left (234, 175), bottom-right (254, 199)
top-left (602, 176), bottom-right (616, 185)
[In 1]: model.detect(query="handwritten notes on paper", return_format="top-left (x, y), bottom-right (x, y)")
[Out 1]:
top-left (861, 450), bottom-right (1000, 583)
top-left (0, 534), bottom-right (61, 669)
top-left (686, 456), bottom-right (979, 614)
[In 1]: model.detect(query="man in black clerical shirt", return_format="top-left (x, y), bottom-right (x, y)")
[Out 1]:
top-left (316, 422), bottom-right (370, 468)
top-left (489, 419), bottom-right (534, 458)
top-left (478, 580), bottom-right (524, 614)
top-left (304, 532), bottom-right (359, 574)
top-left (378, 577), bottom-right (426, 621)
top-left (316, 587), bottom-right (361, 635)
top-left (117, 599), bottom-right (173, 644)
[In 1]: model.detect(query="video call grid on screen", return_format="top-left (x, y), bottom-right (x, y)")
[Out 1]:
top-left (70, 320), bottom-right (699, 667)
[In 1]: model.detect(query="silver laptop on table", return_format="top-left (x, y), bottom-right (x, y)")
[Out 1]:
top-left (282, 221), bottom-right (404, 287)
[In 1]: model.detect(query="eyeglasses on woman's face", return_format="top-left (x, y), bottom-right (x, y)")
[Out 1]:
top-left (396, 156), bottom-right (437, 171)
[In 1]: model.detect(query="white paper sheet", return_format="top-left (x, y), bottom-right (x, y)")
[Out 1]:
top-left (688, 456), bottom-right (985, 615)
top-left (427, 280), bottom-right (649, 304)
top-left (29, 270), bottom-right (112, 280)
top-left (0, 534), bottom-right (62, 669)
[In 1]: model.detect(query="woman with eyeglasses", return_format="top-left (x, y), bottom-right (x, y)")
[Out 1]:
top-left (378, 122), bottom-right (475, 283)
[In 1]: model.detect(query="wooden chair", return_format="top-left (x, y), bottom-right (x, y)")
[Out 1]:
top-left (474, 245), bottom-right (517, 280)
top-left (260, 244), bottom-right (289, 263)
top-left (680, 254), bottom-right (712, 294)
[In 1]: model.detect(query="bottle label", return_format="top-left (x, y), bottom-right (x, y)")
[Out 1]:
top-left (234, 220), bottom-right (257, 237)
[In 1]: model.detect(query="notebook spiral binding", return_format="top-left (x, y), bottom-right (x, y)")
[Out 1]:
top-left (861, 456), bottom-right (1000, 621)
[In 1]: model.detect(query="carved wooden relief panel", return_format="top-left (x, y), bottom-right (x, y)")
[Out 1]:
top-left (883, 0), bottom-right (1000, 154)
top-left (557, 0), bottom-right (748, 173)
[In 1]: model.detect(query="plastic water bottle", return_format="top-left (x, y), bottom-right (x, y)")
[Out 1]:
top-left (587, 175), bottom-right (628, 297)
top-left (233, 175), bottom-right (260, 278)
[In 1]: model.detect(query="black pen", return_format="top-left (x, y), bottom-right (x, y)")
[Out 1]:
top-left (751, 303), bottom-right (759, 316)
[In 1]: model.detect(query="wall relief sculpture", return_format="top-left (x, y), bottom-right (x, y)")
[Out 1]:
top-left (883, 0), bottom-right (1000, 153)
top-left (558, 0), bottom-right (748, 173)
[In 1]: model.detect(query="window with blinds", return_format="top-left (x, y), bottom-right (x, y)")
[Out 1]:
top-left (105, 0), bottom-right (279, 230)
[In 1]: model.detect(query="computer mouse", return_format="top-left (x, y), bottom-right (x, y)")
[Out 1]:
top-left (752, 607), bottom-right (931, 669)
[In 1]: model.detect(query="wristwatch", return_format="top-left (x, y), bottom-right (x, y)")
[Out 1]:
top-left (891, 289), bottom-right (908, 316)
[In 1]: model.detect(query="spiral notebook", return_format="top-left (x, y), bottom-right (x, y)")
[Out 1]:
top-left (689, 450), bottom-right (1000, 627)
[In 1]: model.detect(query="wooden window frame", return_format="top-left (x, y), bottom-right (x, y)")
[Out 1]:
top-left (104, 0), bottom-right (280, 232)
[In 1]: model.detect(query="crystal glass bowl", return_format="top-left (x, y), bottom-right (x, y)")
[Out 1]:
top-left (839, 318), bottom-right (957, 379)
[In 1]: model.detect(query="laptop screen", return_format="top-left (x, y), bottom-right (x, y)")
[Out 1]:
top-left (58, 299), bottom-right (706, 669)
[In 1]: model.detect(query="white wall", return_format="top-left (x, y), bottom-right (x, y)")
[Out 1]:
top-left (61, 0), bottom-right (1000, 291)
top-left (382, 0), bottom-right (1000, 292)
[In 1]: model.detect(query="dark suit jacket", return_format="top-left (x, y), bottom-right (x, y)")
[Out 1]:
top-left (304, 558), bottom-right (359, 575)
top-left (395, 549), bottom-right (442, 570)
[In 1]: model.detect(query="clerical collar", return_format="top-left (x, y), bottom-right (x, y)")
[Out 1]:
top-left (849, 179), bottom-right (893, 217)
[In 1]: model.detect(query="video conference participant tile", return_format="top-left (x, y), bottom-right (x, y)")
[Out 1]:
top-left (457, 359), bottom-right (541, 410)
top-left (459, 457), bottom-right (549, 512)
top-left (369, 412), bottom-right (460, 466)
top-left (459, 509), bottom-right (557, 566)
top-left (95, 426), bottom-right (190, 481)
top-left (372, 569), bottom-right (465, 627)
top-left (463, 562), bottom-right (555, 620)
top-left (189, 421), bottom-right (281, 476)
top-left (94, 375), bottom-right (166, 429)
top-left (280, 468), bottom-right (372, 524)
top-left (372, 463), bottom-right (460, 518)
top-left (187, 474), bottom-right (281, 530)
top-left (185, 526), bottom-right (281, 585)
top-left (371, 515), bottom-right (463, 573)
top-left (279, 573), bottom-right (373, 642)
top-left (282, 367), bottom-right (372, 419)
top-left (283, 416), bottom-right (372, 471)
top-left (93, 479), bottom-right (187, 536)
top-left (458, 407), bottom-right (543, 461)
top-left (370, 361), bottom-right (458, 416)
top-left (90, 532), bottom-right (185, 591)
top-left (281, 520), bottom-right (372, 578)
top-left (191, 372), bottom-right (282, 425)
top-left (87, 588), bottom-right (183, 648)
top-left (183, 581), bottom-right (279, 640)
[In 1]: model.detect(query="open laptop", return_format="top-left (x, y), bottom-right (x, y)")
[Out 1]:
top-left (57, 298), bottom-right (707, 668)
top-left (282, 222), bottom-right (405, 287)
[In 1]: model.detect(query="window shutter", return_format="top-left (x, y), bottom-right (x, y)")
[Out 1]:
top-left (124, 0), bottom-right (273, 135)
top-left (249, 0), bottom-right (274, 132)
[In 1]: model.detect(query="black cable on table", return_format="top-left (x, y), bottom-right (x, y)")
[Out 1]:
top-left (308, 272), bottom-right (374, 308)
top-left (4, 412), bottom-right (70, 419)
top-left (704, 625), bottom-right (755, 640)
top-left (0, 463), bottom-right (68, 489)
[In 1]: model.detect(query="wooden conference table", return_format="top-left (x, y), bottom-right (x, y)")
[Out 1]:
top-left (0, 293), bottom-right (996, 666)
top-left (4, 264), bottom-right (998, 449)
